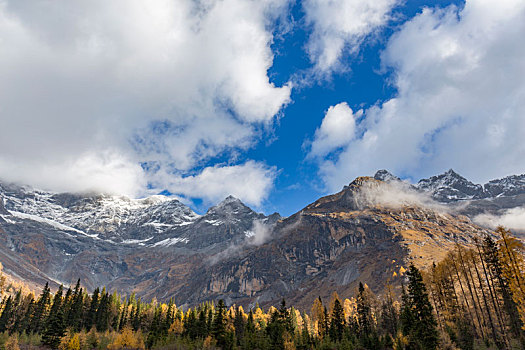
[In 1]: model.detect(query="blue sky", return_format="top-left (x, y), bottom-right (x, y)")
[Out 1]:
top-left (1, 0), bottom-right (524, 216)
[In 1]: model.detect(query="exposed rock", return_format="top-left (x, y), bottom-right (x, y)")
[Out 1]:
top-left (417, 169), bottom-right (486, 202)
top-left (0, 170), bottom-right (523, 309)
top-left (374, 170), bottom-right (400, 182)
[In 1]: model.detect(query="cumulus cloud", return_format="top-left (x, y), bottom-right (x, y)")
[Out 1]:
top-left (474, 207), bottom-right (525, 233)
top-left (308, 102), bottom-right (360, 158)
top-left (150, 161), bottom-right (277, 207)
top-left (303, 0), bottom-right (400, 75)
top-left (310, 0), bottom-right (525, 191)
top-left (0, 0), bottom-right (291, 203)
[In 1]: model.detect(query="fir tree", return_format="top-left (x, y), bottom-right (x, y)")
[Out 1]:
top-left (213, 299), bottom-right (227, 348)
top-left (42, 285), bottom-right (66, 348)
top-left (29, 282), bottom-right (51, 333)
top-left (85, 287), bottom-right (99, 330)
top-left (401, 265), bottom-right (439, 350)
top-left (329, 298), bottom-right (345, 342)
top-left (0, 295), bottom-right (13, 332)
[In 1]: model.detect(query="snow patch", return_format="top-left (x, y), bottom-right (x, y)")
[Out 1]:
top-left (150, 237), bottom-right (189, 247)
top-left (122, 237), bottom-right (154, 244)
top-left (10, 211), bottom-right (89, 235)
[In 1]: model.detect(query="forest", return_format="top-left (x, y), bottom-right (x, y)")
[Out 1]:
top-left (0, 227), bottom-right (524, 350)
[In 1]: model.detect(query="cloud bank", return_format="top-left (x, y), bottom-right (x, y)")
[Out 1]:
top-left (474, 207), bottom-right (525, 233)
top-left (355, 179), bottom-right (446, 211)
top-left (308, 0), bottom-right (525, 190)
top-left (0, 0), bottom-right (291, 205)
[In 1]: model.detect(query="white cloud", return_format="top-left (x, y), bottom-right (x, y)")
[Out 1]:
top-left (0, 150), bottom-right (146, 197)
top-left (246, 219), bottom-right (273, 246)
top-left (474, 207), bottom-right (525, 233)
top-left (311, 0), bottom-right (525, 191)
top-left (354, 179), bottom-right (447, 211)
top-left (151, 161), bottom-right (277, 207)
top-left (308, 102), bottom-right (360, 158)
top-left (303, 0), bottom-right (400, 75)
top-left (0, 0), bottom-right (291, 203)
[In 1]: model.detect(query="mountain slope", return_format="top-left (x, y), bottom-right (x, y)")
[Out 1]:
top-left (129, 177), bottom-right (490, 309)
top-left (0, 170), bottom-right (522, 308)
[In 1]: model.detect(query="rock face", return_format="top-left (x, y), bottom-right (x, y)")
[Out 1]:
top-left (415, 169), bottom-right (525, 219)
top-left (374, 169), bottom-right (401, 182)
top-left (416, 169), bottom-right (486, 202)
top-left (0, 170), bottom-right (523, 309)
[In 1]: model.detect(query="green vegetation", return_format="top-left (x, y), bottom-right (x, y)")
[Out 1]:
top-left (0, 227), bottom-right (523, 349)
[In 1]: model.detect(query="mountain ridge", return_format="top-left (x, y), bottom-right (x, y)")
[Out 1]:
top-left (0, 169), bottom-right (523, 308)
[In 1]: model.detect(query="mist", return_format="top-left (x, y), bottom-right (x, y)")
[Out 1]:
top-left (474, 207), bottom-right (525, 233)
top-left (355, 179), bottom-right (447, 211)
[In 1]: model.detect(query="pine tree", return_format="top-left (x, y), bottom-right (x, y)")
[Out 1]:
top-left (29, 282), bottom-right (51, 333)
top-left (357, 282), bottom-right (372, 339)
top-left (0, 295), bottom-right (13, 332)
top-left (85, 287), bottom-right (99, 330)
top-left (95, 290), bottom-right (110, 332)
top-left (233, 306), bottom-right (245, 342)
top-left (401, 265), bottom-right (439, 350)
top-left (329, 298), bottom-right (345, 342)
top-left (212, 300), bottom-right (227, 348)
top-left (147, 306), bottom-right (163, 348)
top-left (42, 285), bottom-right (66, 348)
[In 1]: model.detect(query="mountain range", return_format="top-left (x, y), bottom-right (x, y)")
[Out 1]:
top-left (0, 169), bottom-right (523, 308)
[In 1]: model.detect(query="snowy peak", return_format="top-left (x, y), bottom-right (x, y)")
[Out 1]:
top-left (416, 169), bottom-right (485, 202)
top-left (206, 195), bottom-right (251, 215)
top-left (0, 182), bottom-right (199, 241)
top-left (484, 174), bottom-right (525, 197)
top-left (374, 169), bottom-right (400, 182)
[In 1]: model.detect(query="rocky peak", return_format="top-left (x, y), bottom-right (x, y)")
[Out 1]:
top-left (374, 169), bottom-right (400, 182)
top-left (206, 195), bottom-right (250, 216)
top-left (416, 169), bottom-right (485, 202)
top-left (484, 174), bottom-right (525, 197)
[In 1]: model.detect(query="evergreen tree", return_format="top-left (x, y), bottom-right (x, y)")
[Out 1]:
top-left (163, 299), bottom-right (174, 335)
top-left (357, 282), bottom-right (373, 342)
top-left (401, 265), bottom-right (439, 350)
top-left (85, 287), bottom-right (99, 330)
top-left (95, 290), bottom-right (110, 332)
top-left (42, 285), bottom-right (66, 348)
top-left (329, 298), bottom-right (345, 342)
top-left (234, 306), bottom-right (245, 342)
top-left (29, 282), bottom-right (51, 333)
top-left (0, 295), bottom-right (13, 332)
top-left (132, 301), bottom-right (142, 331)
top-left (18, 297), bottom-right (34, 334)
top-left (212, 300), bottom-right (227, 348)
top-left (246, 309), bottom-right (255, 334)
top-left (146, 306), bottom-right (163, 348)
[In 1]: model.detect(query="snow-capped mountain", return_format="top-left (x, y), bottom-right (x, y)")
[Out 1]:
top-left (373, 169), bottom-right (401, 182)
top-left (0, 180), bottom-right (282, 293)
top-left (484, 174), bottom-right (525, 198)
top-left (414, 169), bottom-right (525, 205)
top-left (416, 169), bottom-right (486, 202)
top-left (0, 182), bottom-right (199, 242)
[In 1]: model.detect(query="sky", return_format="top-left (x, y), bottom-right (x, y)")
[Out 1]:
top-left (0, 0), bottom-right (524, 216)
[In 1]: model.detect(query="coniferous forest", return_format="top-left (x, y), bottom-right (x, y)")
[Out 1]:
top-left (0, 227), bottom-right (524, 350)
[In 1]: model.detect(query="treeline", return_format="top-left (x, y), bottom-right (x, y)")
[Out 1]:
top-left (0, 227), bottom-right (523, 349)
